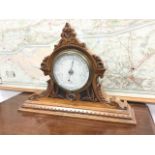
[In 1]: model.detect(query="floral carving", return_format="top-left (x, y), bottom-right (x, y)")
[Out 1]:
top-left (54, 23), bottom-right (86, 50)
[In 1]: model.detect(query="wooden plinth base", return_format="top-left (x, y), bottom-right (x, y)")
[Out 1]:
top-left (19, 98), bottom-right (136, 125)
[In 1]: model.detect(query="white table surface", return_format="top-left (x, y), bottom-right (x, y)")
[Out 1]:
top-left (0, 90), bottom-right (155, 124)
top-left (0, 90), bottom-right (21, 102)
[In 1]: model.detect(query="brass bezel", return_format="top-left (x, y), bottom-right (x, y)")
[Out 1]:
top-left (51, 48), bottom-right (93, 93)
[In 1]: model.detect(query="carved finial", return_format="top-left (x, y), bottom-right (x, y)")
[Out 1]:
top-left (54, 22), bottom-right (86, 50)
top-left (61, 22), bottom-right (76, 39)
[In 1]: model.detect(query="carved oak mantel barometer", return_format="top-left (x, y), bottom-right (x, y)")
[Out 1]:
top-left (19, 23), bottom-right (136, 124)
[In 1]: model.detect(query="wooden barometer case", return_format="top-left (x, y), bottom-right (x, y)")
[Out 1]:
top-left (19, 23), bottom-right (136, 124)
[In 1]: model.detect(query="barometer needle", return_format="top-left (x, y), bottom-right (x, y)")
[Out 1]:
top-left (70, 60), bottom-right (74, 70)
top-left (68, 60), bottom-right (74, 82)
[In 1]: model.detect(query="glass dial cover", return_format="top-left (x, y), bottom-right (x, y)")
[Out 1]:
top-left (52, 50), bottom-right (90, 91)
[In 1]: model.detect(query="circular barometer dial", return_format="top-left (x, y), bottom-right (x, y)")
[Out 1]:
top-left (52, 50), bottom-right (90, 92)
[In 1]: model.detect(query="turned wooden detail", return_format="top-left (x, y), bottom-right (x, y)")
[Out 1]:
top-left (30, 23), bottom-right (127, 110)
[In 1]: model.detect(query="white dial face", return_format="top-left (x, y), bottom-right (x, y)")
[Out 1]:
top-left (53, 50), bottom-right (90, 91)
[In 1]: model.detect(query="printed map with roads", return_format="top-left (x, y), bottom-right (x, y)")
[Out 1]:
top-left (0, 20), bottom-right (155, 98)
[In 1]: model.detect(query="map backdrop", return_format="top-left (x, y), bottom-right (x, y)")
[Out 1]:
top-left (0, 20), bottom-right (155, 101)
